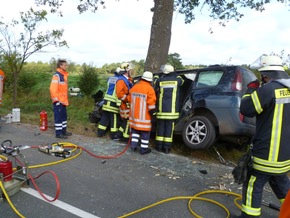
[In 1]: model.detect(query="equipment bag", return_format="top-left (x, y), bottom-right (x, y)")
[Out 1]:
top-left (232, 144), bottom-right (253, 185)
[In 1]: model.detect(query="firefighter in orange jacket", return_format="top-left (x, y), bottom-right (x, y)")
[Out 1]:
top-left (128, 71), bottom-right (156, 155)
top-left (0, 69), bottom-right (6, 107)
top-left (112, 63), bottom-right (133, 142)
top-left (50, 59), bottom-right (72, 139)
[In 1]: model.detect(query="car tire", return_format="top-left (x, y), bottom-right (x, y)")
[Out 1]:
top-left (182, 116), bottom-right (216, 150)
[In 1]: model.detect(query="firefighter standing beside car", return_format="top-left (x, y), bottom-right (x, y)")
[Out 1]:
top-left (128, 71), bottom-right (156, 155)
top-left (97, 68), bottom-right (121, 139)
top-left (237, 55), bottom-right (290, 218)
top-left (154, 64), bottom-right (184, 154)
top-left (112, 63), bottom-right (133, 143)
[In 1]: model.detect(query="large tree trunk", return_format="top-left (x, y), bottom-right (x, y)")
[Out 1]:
top-left (144, 0), bottom-right (174, 73)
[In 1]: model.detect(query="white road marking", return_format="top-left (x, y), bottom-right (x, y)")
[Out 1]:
top-left (21, 187), bottom-right (101, 218)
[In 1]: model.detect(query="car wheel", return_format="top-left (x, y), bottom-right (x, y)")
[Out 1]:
top-left (182, 116), bottom-right (216, 150)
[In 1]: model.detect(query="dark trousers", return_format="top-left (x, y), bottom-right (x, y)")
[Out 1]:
top-left (155, 119), bottom-right (175, 149)
top-left (98, 111), bottom-right (119, 138)
top-left (53, 103), bottom-right (67, 136)
top-left (115, 118), bottom-right (130, 139)
top-left (241, 170), bottom-right (290, 217)
top-left (130, 129), bottom-right (150, 149)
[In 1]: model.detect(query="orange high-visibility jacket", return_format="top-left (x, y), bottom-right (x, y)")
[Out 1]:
top-left (116, 76), bottom-right (132, 119)
top-left (128, 80), bottom-right (156, 131)
top-left (50, 68), bottom-right (69, 106)
top-left (279, 189), bottom-right (290, 218)
top-left (0, 69), bottom-right (5, 107)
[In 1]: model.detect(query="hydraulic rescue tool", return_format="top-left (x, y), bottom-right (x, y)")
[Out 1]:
top-left (0, 140), bottom-right (30, 202)
top-left (38, 142), bottom-right (71, 158)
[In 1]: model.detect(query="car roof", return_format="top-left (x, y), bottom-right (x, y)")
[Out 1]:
top-left (175, 65), bottom-right (239, 75)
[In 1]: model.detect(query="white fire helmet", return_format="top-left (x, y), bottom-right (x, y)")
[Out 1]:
top-left (258, 55), bottom-right (285, 72)
top-left (251, 55), bottom-right (289, 79)
top-left (120, 62), bottom-right (134, 70)
top-left (162, 64), bottom-right (174, 74)
top-left (142, 71), bottom-right (153, 82)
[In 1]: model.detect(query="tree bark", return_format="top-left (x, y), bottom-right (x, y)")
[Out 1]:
top-left (144, 0), bottom-right (174, 73)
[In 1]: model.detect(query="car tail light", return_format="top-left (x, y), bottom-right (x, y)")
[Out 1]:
top-left (239, 113), bottom-right (244, 122)
top-left (232, 70), bottom-right (242, 91)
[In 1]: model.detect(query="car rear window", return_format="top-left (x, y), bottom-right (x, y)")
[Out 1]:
top-left (196, 71), bottom-right (223, 87)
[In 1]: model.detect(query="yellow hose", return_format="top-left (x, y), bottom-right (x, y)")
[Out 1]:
top-left (0, 180), bottom-right (25, 218)
top-left (3, 141), bottom-right (244, 218)
top-left (0, 155), bottom-right (8, 161)
top-left (118, 190), bottom-right (243, 218)
top-left (6, 142), bottom-right (82, 218)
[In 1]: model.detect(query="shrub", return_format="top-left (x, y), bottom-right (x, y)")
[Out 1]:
top-left (77, 65), bottom-right (100, 96)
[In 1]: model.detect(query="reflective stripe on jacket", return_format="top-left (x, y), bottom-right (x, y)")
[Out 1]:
top-left (116, 75), bottom-right (132, 119)
top-left (50, 68), bottom-right (69, 106)
top-left (128, 80), bottom-right (156, 131)
top-left (240, 80), bottom-right (290, 175)
top-left (103, 75), bottom-right (121, 105)
top-left (155, 73), bottom-right (184, 119)
top-left (102, 75), bottom-right (120, 113)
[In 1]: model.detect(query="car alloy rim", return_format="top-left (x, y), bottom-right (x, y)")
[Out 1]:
top-left (186, 120), bottom-right (207, 145)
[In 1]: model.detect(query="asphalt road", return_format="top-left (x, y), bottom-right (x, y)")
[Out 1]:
top-left (0, 121), bottom-right (281, 218)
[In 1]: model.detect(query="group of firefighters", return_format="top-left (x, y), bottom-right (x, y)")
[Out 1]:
top-left (96, 57), bottom-right (290, 218)
top-left (2, 56), bottom-right (290, 217)
top-left (97, 62), bottom-right (183, 155)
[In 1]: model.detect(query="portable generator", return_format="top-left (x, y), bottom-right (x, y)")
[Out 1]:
top-left (0, 140), bottom-right (29, 202)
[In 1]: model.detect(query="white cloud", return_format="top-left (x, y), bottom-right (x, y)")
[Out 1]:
top-left (0, 0), bottom-right (289, 67)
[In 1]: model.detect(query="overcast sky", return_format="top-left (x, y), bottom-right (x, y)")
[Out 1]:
top-left (0, 0), bottom-right (289, 67)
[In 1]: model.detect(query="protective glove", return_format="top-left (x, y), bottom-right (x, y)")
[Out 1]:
top-left (149, 109), bottom-right (156, 122)
top-left (149, 109), bottom-right (156, 117)
top-left (246, 80), bottom-right (260, 94)
top-left (232, 150), bottom-right (253, 185)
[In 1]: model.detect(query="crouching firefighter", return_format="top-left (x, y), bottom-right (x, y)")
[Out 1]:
top-left (112, 63), bottom-right (133, 143)
top-left (97, 68), bottom-right (121, 139)
top-left (238, 55), bottom-right (290, 218)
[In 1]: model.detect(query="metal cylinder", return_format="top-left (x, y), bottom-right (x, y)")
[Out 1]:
top-left (0, 160), bottom-right (13, 181)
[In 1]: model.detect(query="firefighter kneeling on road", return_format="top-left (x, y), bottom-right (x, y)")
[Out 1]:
top-left (97, 68), bottom-right (121, 139)
top-left (236, 55), bottom-right (290, 218)
top-left (128, 71), bottom-right (156, 155)
top-left (112, 63), bottom-right (133, 143)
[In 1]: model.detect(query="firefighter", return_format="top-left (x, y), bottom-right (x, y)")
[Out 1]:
top-left (0, 69), bottom-right (5, 107)
top-left (50, 59), bottom-right (72, 139)
top-left (128, 71), bottom-right (156, 155)
top-left (97, 68), bottom-right (121, 139)
top-left (112, 62), bottom-right (133, 143)
top-left (238, 55), bottom-right (290, 218)
top-left (154, 64), bottom-right (184, 154)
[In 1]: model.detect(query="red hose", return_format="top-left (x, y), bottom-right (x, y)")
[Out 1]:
top-left (15, 157), bottom-right (60, 202)
top-left (28, 171), bottom-right (60, 202)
